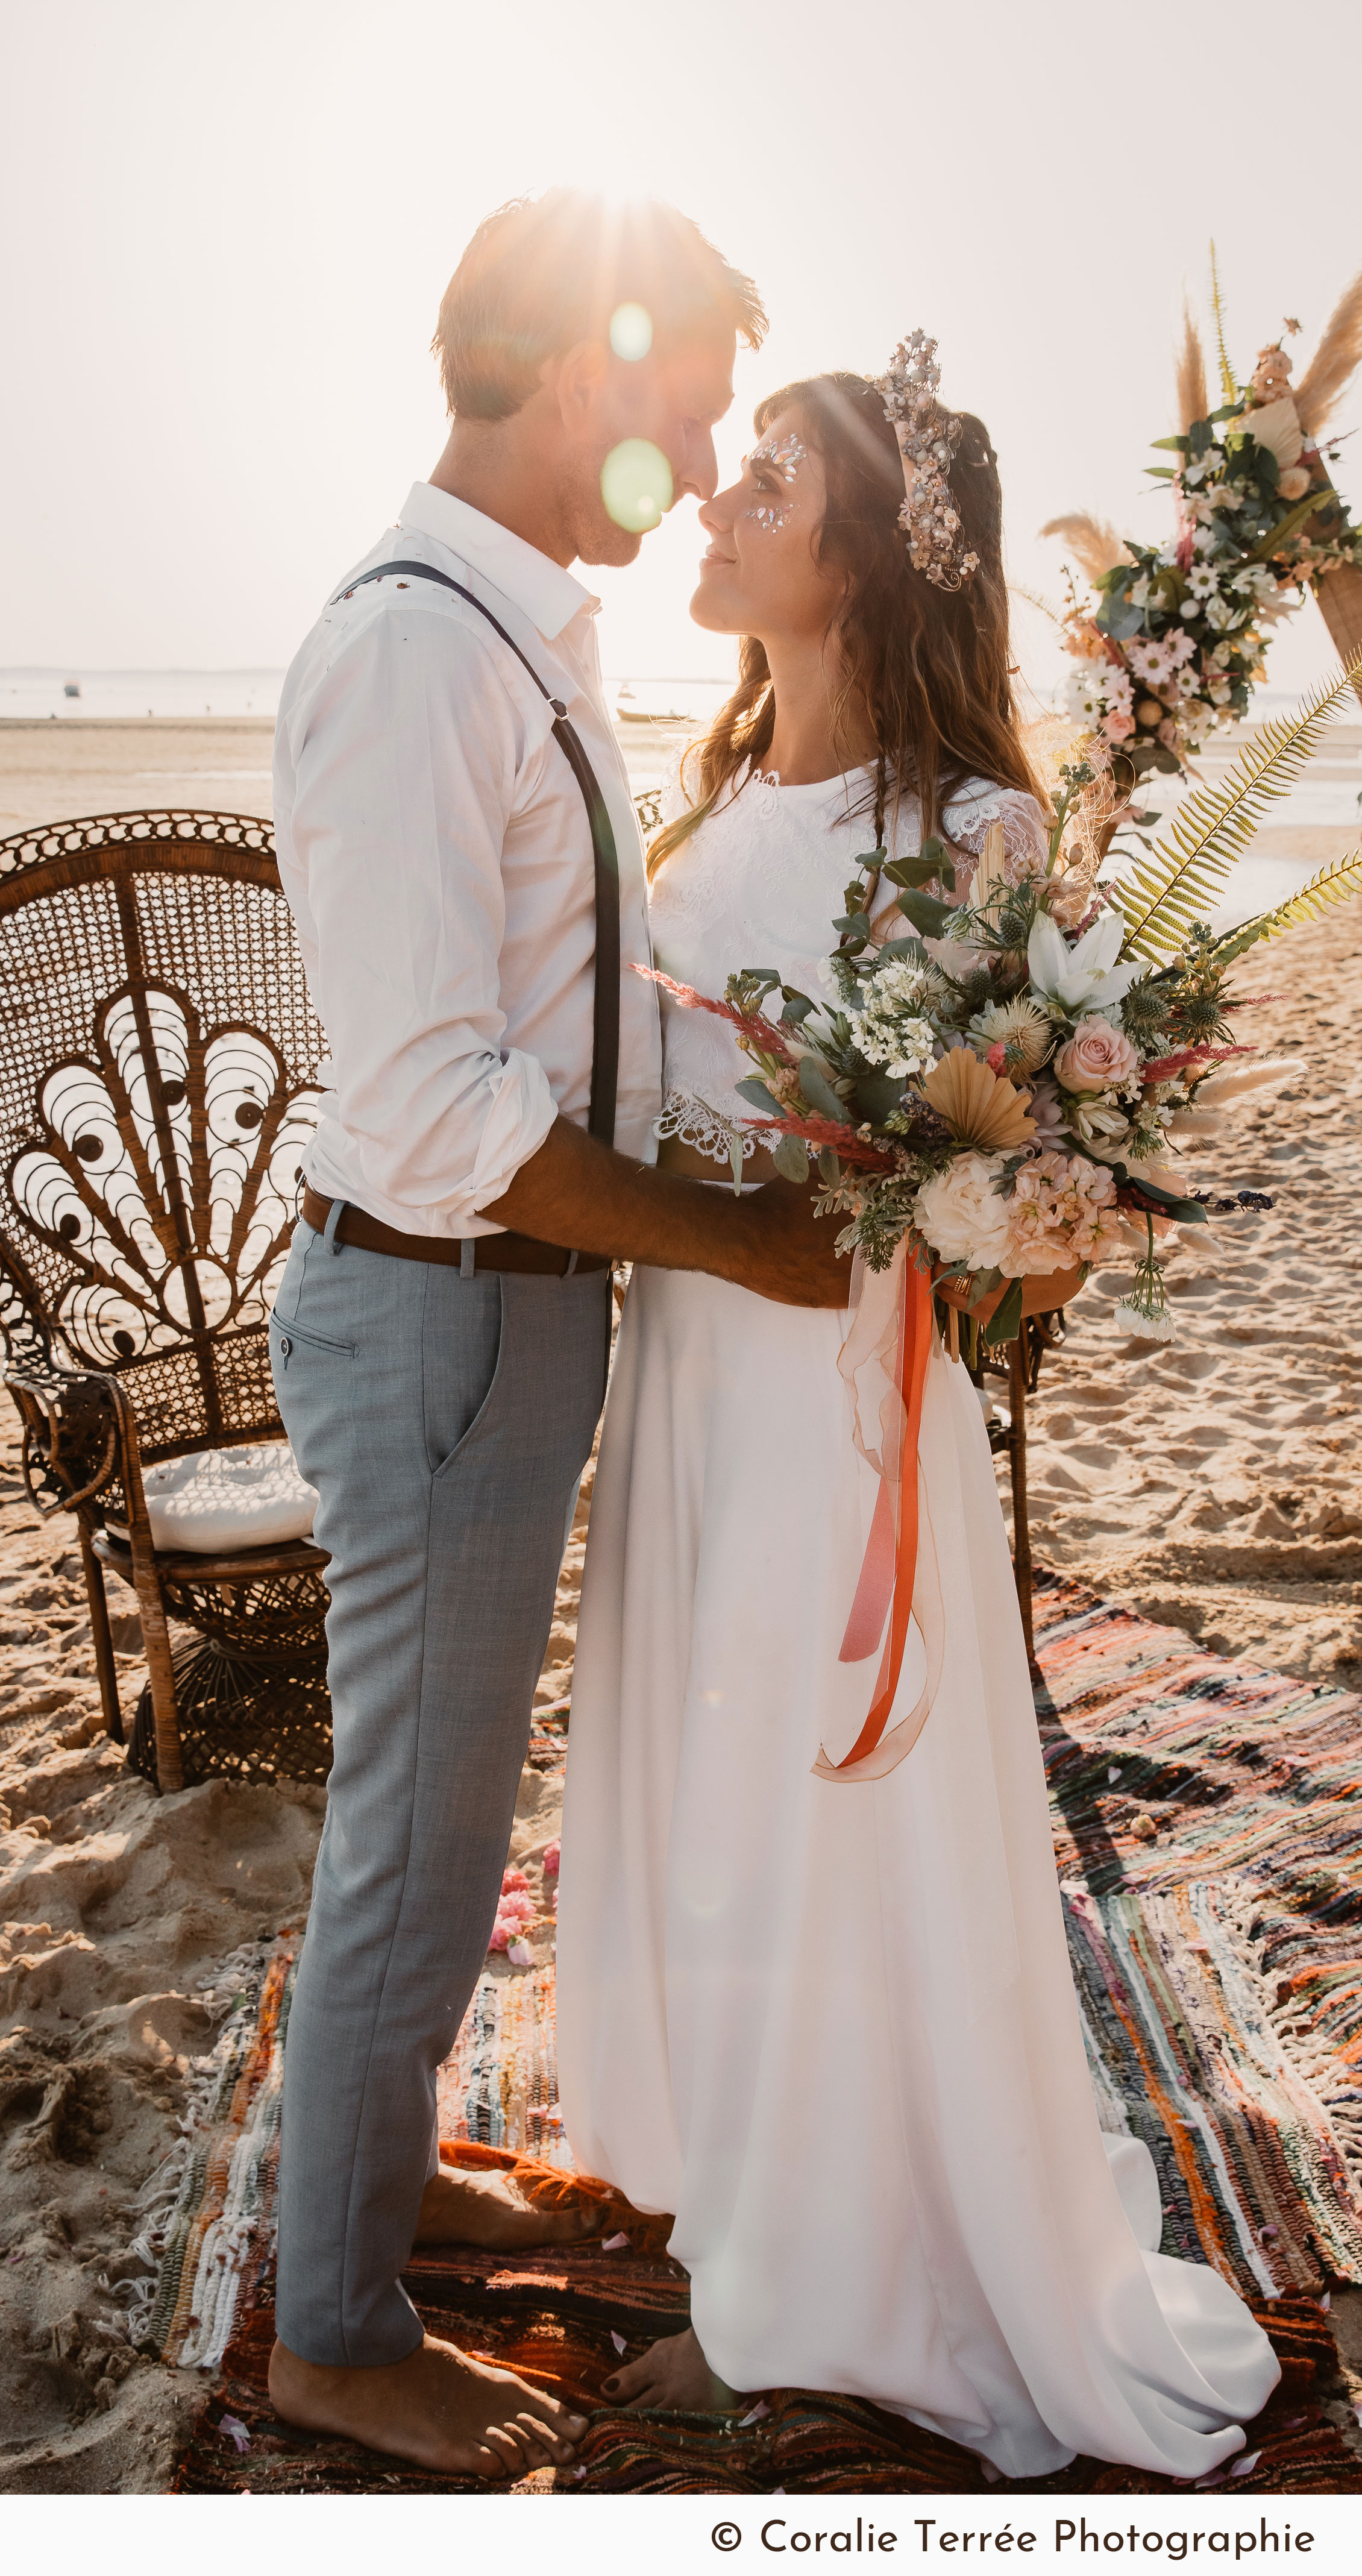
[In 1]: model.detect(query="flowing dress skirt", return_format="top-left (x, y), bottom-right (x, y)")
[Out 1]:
top-left (555, 1267), bottom-right (1279, 2480)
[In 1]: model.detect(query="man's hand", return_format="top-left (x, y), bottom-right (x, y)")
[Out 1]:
top-left (722, 1173), bottom-right (848, 1307)
top-left (481, 1117), bottom-right (849, 1307)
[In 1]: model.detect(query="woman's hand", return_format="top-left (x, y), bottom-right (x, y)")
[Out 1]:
top-left (934, 1264), bottom-right (1085, 1327)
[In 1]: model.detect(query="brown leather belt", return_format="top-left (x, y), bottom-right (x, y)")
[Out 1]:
top-left (301, 1187), bottom-right (611, 1277)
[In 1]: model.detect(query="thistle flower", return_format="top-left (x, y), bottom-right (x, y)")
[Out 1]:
top-left (967, 996), bottom-right (1053, 1076)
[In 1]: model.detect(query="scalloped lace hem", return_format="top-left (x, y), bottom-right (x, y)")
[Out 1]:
top-left (653, 1088), bottom-right (757, 1165)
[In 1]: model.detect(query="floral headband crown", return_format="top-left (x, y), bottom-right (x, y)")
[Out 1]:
top-left (874, 330), bottom-right (981, 592)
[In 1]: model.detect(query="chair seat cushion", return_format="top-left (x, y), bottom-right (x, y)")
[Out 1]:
top-left (114, 1442), bottom-right (318, 1554)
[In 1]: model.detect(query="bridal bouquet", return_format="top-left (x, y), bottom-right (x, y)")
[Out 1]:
top-left (1044, 255), bottom-right (1362, 782)
top-left (650, 662), bottom-right (1362, 1351)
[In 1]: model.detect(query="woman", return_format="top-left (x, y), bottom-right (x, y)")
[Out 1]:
top-left (554, 365), bottom-right (1279, 2480)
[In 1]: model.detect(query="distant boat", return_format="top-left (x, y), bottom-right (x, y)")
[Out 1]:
top-left (63, 680), bottom-right (81, 699)
top-left (619, 706), bottom-right (688, 724)
top-left (617, 682), bottom-right (636, 705)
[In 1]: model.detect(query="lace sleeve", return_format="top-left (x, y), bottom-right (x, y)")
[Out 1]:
top-left (941, 781), bottom-right (1050, 894)
top-left (660, 748), bottom-right (694, 829)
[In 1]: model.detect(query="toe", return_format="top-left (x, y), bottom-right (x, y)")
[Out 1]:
top-left (510, 2410), bottom-right (568, 2463)
top-left (606, 2355), bottom-right (662, 2405)
top-left (479, 2428), bottom-right (525, 2478)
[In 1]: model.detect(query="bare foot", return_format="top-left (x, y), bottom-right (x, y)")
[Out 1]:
top-left (601, 2325), bottom-right (743, 2413)
top-left (268, 2333), bottom-right (587, 2478)
top-left (413, 2162), bottom-right (602, 2250)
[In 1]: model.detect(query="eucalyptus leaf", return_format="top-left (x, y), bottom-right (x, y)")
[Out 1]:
top-left (853, 1072), bottom-right (907, 1123)
top-left (818, 1146), bottom-right (842, 1186)
top-left (881, 886), bottom-right (953, 937)
top-left (1097, 591), bottom-right (1145, 642)
top-left (799, 1058), bottom-right (853, 1124)
top-left (982, 1279), bottom-right (1024, 1346)
top-left (734, 1076), bottom-right (786, 1117)
top-left (771, 1134), bottom-right (809, 1184)
top-left (882, 852), bottom-right (956, 893)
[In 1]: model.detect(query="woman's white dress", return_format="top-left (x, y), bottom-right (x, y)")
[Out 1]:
top-left (555, 765), bottom-right (1279, 2481)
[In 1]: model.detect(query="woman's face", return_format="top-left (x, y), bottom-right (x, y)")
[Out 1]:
top-left (691, 407), bottom-right (844, 644)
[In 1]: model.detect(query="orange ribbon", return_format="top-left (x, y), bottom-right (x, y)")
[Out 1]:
top-left (816, 1249), bottom-right (943, 1784)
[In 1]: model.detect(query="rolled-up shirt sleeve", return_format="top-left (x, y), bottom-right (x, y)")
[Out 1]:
top-left (287, 609), bottom-right (558, 1230)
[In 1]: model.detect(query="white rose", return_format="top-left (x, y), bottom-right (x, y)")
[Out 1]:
top-left (913, 1150), bottom-right (1013, 1269)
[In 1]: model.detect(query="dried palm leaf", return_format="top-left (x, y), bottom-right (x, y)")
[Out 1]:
top-left (968, 820), bottom-right (1009, 917)
top-left (1294, 270), bottom-right (1362, 436)
top-left (1212, 847), bottom-right (1362, 964)
top-left (1113, 658), bottom-right (1362, 960)
top-left (1038, 514), bottom-right (1133, 585)
top-left (1175, 297), bottom-right (1209, 432)
top-left (1209, 242), bottom-right (1237, 404)
top-left (921, 1050), bottom-right (1037, 1150)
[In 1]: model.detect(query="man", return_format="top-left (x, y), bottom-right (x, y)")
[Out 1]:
top-left (268, 191), bottom-right (843, 2478)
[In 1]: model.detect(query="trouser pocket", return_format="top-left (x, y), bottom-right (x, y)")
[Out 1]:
top-left (427, 1277), bottom-right (504, 1475)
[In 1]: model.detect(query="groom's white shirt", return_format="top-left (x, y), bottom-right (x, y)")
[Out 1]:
top-left (274, 483), bottom-right (662, 1237)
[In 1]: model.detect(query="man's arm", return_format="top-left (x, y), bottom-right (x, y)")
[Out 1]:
top-left (483, 1118), bottom-right (849, 1307)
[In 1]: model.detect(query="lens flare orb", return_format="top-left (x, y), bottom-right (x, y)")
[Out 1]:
top-left (609, 301), bottom-right (653, 361)
top-left (601, 438), bottom-right (673, 533)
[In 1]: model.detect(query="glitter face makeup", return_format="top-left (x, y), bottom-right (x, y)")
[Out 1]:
top-left (743, 432), bottom-right (806, 532)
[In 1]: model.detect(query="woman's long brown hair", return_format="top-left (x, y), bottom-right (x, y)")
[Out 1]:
top-left (648, 371), bottom-right (1047, 878)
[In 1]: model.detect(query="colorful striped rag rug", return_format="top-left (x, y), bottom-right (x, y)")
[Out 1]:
top-left (159, 1577), bottom-right (1362, 2494)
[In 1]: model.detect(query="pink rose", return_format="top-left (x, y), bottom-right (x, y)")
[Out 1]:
top-left (1053, 1016), bottom-right (1140, 1095)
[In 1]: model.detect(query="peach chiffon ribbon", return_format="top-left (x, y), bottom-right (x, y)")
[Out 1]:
top-left (815, 1242), bottom-right (944, 1784)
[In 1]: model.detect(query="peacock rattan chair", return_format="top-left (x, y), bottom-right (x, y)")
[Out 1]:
top-left (0, 810), bottom-right (330, 1794)
top-left (2, 787), bottom-right (669, 1796)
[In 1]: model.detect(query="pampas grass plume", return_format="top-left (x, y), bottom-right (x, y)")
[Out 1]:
top-left (1175, 298), bottom-right (1210, 433)
top-left (1039, 514), bottom-right (1134, 585)
top-left (1295, 271), bottom-right (1362, 436)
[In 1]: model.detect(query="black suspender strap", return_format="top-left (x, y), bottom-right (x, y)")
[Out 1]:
top-left (332, 559), bottom-right (621, 1149)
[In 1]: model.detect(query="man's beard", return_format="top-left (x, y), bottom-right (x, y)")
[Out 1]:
top-left (579, 520), bottom-right (645, 568)
top-left (562, 453), bottom-right (646, 568)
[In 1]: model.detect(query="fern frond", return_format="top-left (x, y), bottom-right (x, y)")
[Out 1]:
top-left (1213, 846), bottom-right (1362, 962)
top-left (1209, 242), bottom-right (1238, 404)
top-left (1113, 658), bottom-right (1362, 959)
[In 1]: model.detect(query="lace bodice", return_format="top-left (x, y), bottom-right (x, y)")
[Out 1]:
top-left (649, 762), bottom-right (1048, 1163)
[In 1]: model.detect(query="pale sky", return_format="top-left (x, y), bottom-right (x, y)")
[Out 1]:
top-left (3, 0), bottom-right (1358, 705)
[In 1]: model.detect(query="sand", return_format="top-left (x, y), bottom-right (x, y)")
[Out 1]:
top-left (2, 715), bottom-right (1360, 2486)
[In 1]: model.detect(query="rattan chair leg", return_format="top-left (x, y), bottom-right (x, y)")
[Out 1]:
top-left (78, 1519), bottom-right (122, 1744)
top-left (1007, 1339), bottom-right (1039, 1679)
top-left (128, 1533), bottom-right (184, 1794)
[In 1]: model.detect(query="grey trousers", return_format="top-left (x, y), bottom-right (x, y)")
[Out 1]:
top-left (268, 1219), bottom-right (611, 2366)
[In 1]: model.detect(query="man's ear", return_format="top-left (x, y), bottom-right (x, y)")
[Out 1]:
top-left (554, 338), bottom-right (610, 433)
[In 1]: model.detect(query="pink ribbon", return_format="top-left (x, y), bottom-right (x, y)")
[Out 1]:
top-left (816, 1245), bottom-right (944, 1784)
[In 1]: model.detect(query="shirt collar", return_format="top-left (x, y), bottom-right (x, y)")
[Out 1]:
top-left (397, 483), bottom-right (598, 642)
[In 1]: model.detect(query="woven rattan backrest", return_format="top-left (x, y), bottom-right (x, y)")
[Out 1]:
top-left (0, 812), bottom-right (325, 1462)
